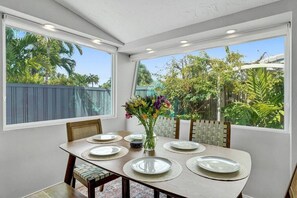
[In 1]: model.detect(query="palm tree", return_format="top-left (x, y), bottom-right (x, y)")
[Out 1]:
top-left (87, 74), bottom-right (99, 87)
top-left (6, 27), bottom-right (83, 84)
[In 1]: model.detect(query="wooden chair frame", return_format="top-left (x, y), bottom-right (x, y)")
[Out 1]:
top-left (286, 164), bottom-right (297, 198)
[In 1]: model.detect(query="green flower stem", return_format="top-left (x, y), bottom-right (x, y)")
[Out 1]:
top-left (135, 115), bottom-right (157, 151)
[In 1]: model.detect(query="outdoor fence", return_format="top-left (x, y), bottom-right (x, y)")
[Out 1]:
top-left (6, 83), bottom-right (111, 124)
top-left (6, 84), bottom-right (227, 125)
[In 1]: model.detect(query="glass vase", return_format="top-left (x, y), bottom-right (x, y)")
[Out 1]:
top-left (143, 131), bottom-right (157, 151)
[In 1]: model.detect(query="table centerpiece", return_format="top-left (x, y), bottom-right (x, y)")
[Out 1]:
top-left (123, 95), bottom-right (172, 151)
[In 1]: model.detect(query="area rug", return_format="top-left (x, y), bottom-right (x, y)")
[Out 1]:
top-left (77, 178), bottom-right (167, 198)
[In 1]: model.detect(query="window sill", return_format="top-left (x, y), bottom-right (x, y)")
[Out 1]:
top-left (231, 124), bottom-right (287, 134)
top-left (2, 115), bottom-right (118, 132)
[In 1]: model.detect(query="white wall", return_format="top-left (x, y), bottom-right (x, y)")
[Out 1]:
top-left (0, 0), bottom-right (296, 198)
top-left (0, 53), bottom-right (135, 198)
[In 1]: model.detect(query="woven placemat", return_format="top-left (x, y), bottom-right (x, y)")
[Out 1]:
top-left (186, 156), bottom-right (249, 181)
top-left (81, 145), bottom-right (129, 161)
top-left (163, 142), bottom-right (206, 154)
top-left (123, 158), bottom-right (182, 183)
top-left (86, 135), bottom-right (123, 144)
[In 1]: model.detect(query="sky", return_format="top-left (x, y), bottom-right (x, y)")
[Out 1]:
top-left (58, 46), bottom-right (112, 86)
top-left (12, 27), bottom-right (112, 86)
top-left (141, 36), bottom-right (285, 78)
top-left (12, 26), bottom-right (284, 86)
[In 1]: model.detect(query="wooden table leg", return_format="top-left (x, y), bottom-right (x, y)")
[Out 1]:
top-left (122, 177), bottom-right (130, 198)
top-left (64, 154), bottom-right (76, 185)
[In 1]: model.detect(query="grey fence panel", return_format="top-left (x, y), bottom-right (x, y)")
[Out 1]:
top-left (6, 84), bottom-right (113, 125)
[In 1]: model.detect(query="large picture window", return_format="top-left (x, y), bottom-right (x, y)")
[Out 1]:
top-left (135, 36), bottom-right (286, 129)
top-left (5, 26), bottom-right (113, 125)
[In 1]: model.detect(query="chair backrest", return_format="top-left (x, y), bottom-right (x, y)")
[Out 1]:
top-left (154, 116), bottom-right (180, 139)
top-left (66, 119), bottom-right (102, 142)
top-left (189, 119), bottom-right (231, 148)
top-left (286, 164), bottom-right (297, 198)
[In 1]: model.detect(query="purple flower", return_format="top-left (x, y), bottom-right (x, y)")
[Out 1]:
top-left (154, 96), bottom-right (166, 110)
top-left (125, 112), bottom-right (132, 119)
top-left (154, 101), bottom-right (161, 110)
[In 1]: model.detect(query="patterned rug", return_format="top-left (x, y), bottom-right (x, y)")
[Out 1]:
top-left (77, 178), bottom-right (167, 198)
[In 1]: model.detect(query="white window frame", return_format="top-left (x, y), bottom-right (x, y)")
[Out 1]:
top-left (133, 24), bottom-right (291, 133)
top-left (1, 15), bottom-right (118, 131)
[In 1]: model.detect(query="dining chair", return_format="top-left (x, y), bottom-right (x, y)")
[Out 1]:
top-left (189, 119), bottom-right (231, 148)
top-left (285, 164), bottom-right (297, 198)
top-left (66, 119), bottom-right (119, 198)
top-left (153, 116), bottom-right (180, 198)
top-left (154, 116), bottom-right (180, 139)
top-left (189, 119), bottom-right (244, 198)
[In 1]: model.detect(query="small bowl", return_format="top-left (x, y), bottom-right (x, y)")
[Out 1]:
top-left (130, 140), bottom-right (143, 149)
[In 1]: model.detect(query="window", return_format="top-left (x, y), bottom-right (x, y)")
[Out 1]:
top-left (5, 26), bottom-right (113, 125)
top-left (135, 36), bottom-right (286, 130)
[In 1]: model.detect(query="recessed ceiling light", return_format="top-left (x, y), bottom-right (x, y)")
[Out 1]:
top-left (43, 24), bottom-right (55, 31)
top-left (181, 43), bottom-right (191, 47)
top-left (226, 29), bottom-right (236, 34)
top-left (180, 40), bottom-right (188, 44)
top-left (146, 48), bottom-right (152, 51)
top-left (148, 50), bottom-right (155, 54)
top-left (92, 39), bottom-right (101, 44)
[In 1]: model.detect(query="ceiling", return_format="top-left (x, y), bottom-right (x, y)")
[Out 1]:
top-left (54, 0), bottom-right (281, 54)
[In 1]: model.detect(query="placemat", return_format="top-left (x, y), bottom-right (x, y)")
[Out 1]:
top-left (186, 156), bottom-right (249, 181)
top-left (123, 159), bottom-right (182, 183)
top-left (86, 135), bottom-right (123, 144)
top-left (81, 145), bottom-right (128, 161)
top-left (163, 142), bottom-right (206, 154)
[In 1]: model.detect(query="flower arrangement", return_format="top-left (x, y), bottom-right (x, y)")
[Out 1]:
top-left (123, 95), bottom-right (172, 151)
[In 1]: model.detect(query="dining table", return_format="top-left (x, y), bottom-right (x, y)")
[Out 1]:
top-left (59, 131), bottom-right (251, 198)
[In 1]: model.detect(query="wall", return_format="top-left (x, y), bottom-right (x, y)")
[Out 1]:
top-left (0, 1), bottom-right (135, 197)
top-left (0, 53), bottom-right (135, 198)
top-left (127, 0), bottom-right (297, 197)
top-left (0, 0), bottom-right (296, 198)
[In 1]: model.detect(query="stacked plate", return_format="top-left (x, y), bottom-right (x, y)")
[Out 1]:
top-left (170, 141), bottom-right (199, 150)
top-left (131, 157), bottom-right (172, 175)
top-left (92, 134), bottom-right (117, 141)
top-left (196, 156), bottom-right (240, 173)
top-left (129, 134), bottom-right (143, 141)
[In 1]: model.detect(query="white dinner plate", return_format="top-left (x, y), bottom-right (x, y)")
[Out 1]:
top-left (131, 157), bottom-right (172, 175)
top-left (89, 146), bottom-right (121, 156)
top-left (170, 141), bottom-right (199, 150)
top-left (93, 134), bottom-right (117, 141)
top-left (196, 156), bottom-right (240, 173)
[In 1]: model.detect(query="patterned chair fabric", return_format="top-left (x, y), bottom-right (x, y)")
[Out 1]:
top-left (190, 120), bottom-right (231, 148)
top-left (74, 164), bottom-right (112, 186)
top-left (154, 116), bottom-right (180, 139)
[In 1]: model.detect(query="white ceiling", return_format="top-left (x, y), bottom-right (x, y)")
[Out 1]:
top-left (54, 0), bottom-right (281, 54)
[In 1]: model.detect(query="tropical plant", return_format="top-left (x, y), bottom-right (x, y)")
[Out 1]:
top-left (137, 63), bottom-right (153, 86)
top-left (223, 68), bottom-right (284, 129)
top-left (6, 27), bottom-right (83, 84)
